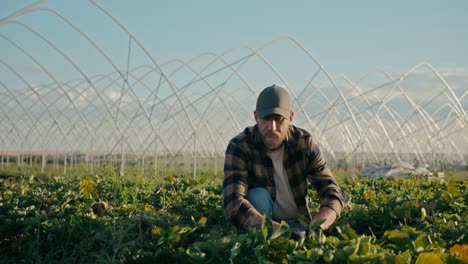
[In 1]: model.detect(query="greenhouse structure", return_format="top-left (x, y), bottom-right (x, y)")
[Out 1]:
top-left (1, 1), bottom-right (466, 177)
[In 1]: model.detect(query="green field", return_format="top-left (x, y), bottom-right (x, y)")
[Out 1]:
top-left (0, 166), bottom-right (466, 263)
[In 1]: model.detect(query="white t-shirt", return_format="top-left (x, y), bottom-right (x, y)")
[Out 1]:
top-left (267, 146), bottom-right (299, 222)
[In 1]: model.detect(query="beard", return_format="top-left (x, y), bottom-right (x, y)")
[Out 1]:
top-left (261, 131), bottom-right (286, 151)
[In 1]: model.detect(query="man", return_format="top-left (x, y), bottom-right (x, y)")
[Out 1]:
top-left (223, 84), bottom-right (345, 236)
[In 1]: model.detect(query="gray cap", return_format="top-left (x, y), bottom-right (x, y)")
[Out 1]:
top-left (256, 85), bottom-right (291, 118)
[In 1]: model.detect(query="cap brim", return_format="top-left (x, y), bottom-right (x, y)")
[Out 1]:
top-left (257, 108), bottom-right (290, 119)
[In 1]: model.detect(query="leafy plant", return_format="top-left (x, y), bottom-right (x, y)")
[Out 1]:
top-left (0, 169), bottom-right (466, 263)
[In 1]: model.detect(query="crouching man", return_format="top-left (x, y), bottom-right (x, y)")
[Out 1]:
top-left (223, 85), bottom-right (345, 237)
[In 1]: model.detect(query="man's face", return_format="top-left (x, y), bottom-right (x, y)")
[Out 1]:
top-left (254, 112), bottom-right (294, 151)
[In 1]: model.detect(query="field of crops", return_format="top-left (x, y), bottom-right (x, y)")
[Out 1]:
top-left (0, 166), bottom-right (466, 263)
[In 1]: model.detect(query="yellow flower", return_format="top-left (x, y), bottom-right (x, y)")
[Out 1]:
top-left (151, 227), bottom-right (161, 236)
top-left (198, 216), bottom-right (207, 227)
top-left (450, 244), bottom-right (468, 262)
top-left (167, 172), bottom-right (174, 183)
top-left (415, 252), bottom-right (443, 264)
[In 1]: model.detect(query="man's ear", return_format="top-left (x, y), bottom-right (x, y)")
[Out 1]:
top-left (254, 111), bottom-right (259, 122)
top-left (289, 111), bottom-right (294, 123)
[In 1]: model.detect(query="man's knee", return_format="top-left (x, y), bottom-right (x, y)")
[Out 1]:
top-left (246, 187), bottom-right (273, 218)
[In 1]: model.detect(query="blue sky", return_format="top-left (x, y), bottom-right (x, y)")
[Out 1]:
top-left (1, 0), bottom-right (467, 90)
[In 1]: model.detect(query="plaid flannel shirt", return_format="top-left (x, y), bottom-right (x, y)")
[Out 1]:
top-left (223, 124), bottom-right (344, 229)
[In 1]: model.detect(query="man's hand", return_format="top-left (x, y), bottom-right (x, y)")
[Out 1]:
top-left (245, 214), bottom-right (282, 231)
top-left (310, 207), bottom-right (337, 230)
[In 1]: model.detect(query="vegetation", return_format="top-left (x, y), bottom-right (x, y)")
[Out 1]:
top-left (0, 165), bottom-right (466, 263)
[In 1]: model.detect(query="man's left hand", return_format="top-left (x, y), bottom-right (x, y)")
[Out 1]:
top-left (310, 207), bottom-right (337, 230)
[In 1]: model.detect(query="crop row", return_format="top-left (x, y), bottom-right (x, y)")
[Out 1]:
top-left (0, 166), bottom-right (466, 263)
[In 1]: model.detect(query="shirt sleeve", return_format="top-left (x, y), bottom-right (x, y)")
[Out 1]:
top-left (305, 140), bottom-right (345, 217)
top-left (223, 139), bottom-right (264, 228)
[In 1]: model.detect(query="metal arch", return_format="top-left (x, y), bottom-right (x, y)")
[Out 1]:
top-left (85, 73), bottom-right (161, 157)
top-left (384, 105), bottom-right (435, 164)
top-left (0, 0), bottom-right (49, 25)
top-left (298, 79), bottom-right (357, 155)
top-left (0, 98), bottom-right (24, 147)
top-left (14, 6), bottom-right (168, 166)
top-left (160, 50), bottom-right (255, 133)
top-left (58, 80), bottom-right (116, 153)
top-left (0, 31), bottom-right (96, 172)
top-left (0, 79), bottom-right (44, 143)
top-left (379, 67), bottom-right (456, 156)
top-left (133, 56), bottom-right (241, 159)
top-left (295, 86), bottom-right (345, 157)
top-left (152, 58), bottom-right (235, 162)
top-left (0, 36), bottom-right (67, 146)
top-left (328, 75), bottom-right (389, 161)
top-left (180, 53), bottom-right (253, 131)
top-left (5, 21), bottom-right (96, 140)
top-left (88, 0), bottom-right (198, 134)
top-left (57, 65), bottom-right (167, 157)
top-left (343, 71), bottom-right (413, 155)
top-left (423, 62), bottom-right (467, 123)
top-left (141, 45), bottom-right (264, 158)
top-left (334, 73), bottom-right (397, 152)
top-left (297, 71), bottom-right (361, 152)
top-left (280, 36), bottom-right (363, 136)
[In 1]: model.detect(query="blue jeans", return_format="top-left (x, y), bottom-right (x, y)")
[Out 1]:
top-left (246, 187), bottom-right (306, 238)
top-left (246, 187), bottom-right (273, 218)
